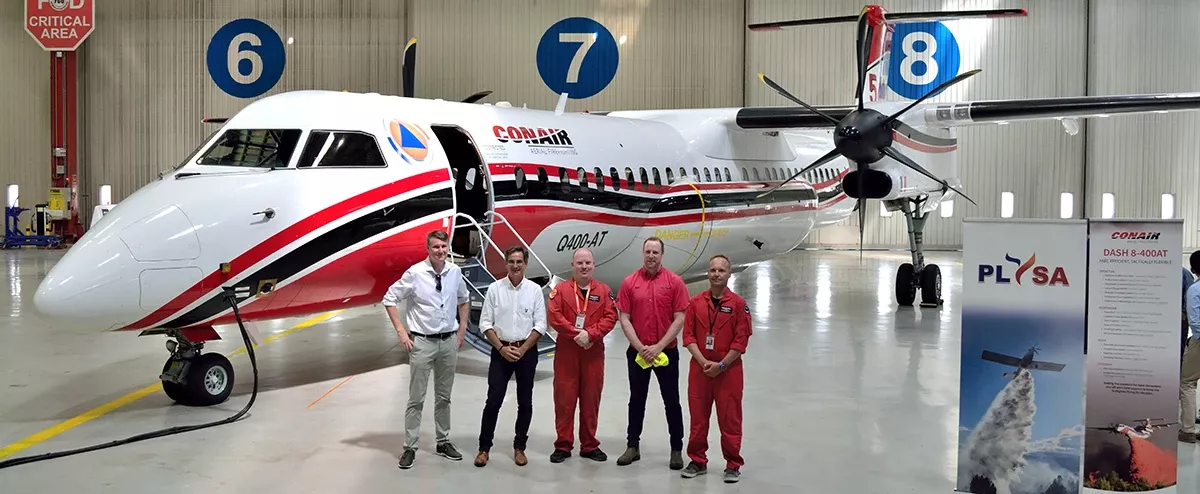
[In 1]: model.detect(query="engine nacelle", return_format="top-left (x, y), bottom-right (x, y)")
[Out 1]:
top-left (842, 169), bottom-right (894, 199)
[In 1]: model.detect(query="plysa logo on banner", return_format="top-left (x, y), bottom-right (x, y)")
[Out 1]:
top-left (977, 252), bottom-right (1070, 286)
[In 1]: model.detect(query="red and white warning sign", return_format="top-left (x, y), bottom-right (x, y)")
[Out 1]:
top-left (25, 0), bottom-right (94, 51)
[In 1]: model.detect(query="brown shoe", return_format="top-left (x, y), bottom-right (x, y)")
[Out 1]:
top-left (1179, 431), bottom-right (1197, 443)
top-left (514, 449), bottom-right (528, 466)
top-left (474, 451), bottom-right (489, 467)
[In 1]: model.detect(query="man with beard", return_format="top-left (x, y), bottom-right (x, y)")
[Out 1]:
top-left (474, 245), bottom-right (546, 467)
top-left (547, 248), bottom-right (618, 463)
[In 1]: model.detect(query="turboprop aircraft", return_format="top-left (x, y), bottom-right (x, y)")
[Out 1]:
top-left (980, 346), bottom-right (1065, 378)
top-left (31, 5), bottom-right (1200, 407)
top-left (1089, 418), bottom-right (1177, 440)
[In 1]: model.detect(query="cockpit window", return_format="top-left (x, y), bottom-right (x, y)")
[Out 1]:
top-left (196, 129), bottom-right (301, 168)
top-left (295, 131), bottom-right (387, 168)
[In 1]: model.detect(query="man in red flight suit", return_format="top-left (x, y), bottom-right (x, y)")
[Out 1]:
top-left (547, 248), bottom-right (618, 464)
top-left (679, 254), bottom-right (751, 484)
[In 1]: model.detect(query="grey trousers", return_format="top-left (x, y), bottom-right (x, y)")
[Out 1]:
top-left (1182, 338), bottom-right (1200, 434)
top-left (405, 333), bottom-right (458, 450)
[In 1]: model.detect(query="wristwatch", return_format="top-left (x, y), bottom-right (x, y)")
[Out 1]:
top-left (718, 361), bottom-right (725, 370)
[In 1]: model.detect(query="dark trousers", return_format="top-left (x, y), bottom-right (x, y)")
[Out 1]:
top-left (478, 344), bottom-right (537, 452)
top-left (625, 346), bottom-right (684, 451)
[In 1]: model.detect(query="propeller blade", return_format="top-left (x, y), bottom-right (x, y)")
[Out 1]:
top-left (402, 37), bottom-right (416, 98)
top-left (854, 12), bottom-right (870, 110)
top-left (857, 196), bottom-right (866, 262)
top-left (877, 69), bottom-right (982, 129)
top-left (755, 148), bottom-right (841, 198)
top-left (758, 74), bottom-right (841, 126)
top-left (881, 145), bottom-right (977, 206)
top-left (461, 90), bottom-right (492, 104)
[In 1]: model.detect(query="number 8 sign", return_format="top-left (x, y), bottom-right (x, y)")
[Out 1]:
top-left (207, 18), bottom-right (287, 99)
top-left (885, 22), bottom-right (961, 101)
top-left (536, 17), bottom-right (619, 99)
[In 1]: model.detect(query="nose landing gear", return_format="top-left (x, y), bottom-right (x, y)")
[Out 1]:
top-left (160, 345), bottom-right (235, 407)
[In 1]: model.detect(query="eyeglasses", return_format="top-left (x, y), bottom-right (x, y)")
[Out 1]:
top-left (434, 273), bottom-right (442, 292)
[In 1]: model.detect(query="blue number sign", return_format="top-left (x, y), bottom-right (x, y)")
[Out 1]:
top-left (206, 18), bottom-right (287, 99)
top-left (536, 17), bottom-right (619, 99)
top-left (886, 21), bottom-right (961, 100)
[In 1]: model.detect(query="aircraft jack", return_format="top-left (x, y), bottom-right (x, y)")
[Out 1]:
top-left (894, 198), bottom-right (942, 309)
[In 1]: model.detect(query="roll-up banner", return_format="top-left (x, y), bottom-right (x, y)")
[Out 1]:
top-left (958, 219), bottom-right (1089, 494)
top-left (1082, 219), bottom-right (1183, 494)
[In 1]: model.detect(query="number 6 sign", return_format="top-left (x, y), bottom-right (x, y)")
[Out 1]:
top-left (207, 18), bottom-right (287, 99)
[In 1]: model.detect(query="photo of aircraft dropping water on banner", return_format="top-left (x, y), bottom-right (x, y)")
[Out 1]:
top-left (980, 346), bottom-right (1066, 378)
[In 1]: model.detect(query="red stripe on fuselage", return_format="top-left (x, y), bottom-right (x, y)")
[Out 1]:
top-left (487, 162), bottom-right (818, 194)
top-left (123, 168), bottom-right (451, 331)
top-left (200, 217), bottom-right (445, 326)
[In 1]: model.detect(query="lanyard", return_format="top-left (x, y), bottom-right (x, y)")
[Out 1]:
top-left (574, 280), bottom-right (592, 315)
top-left (707, 297), bottom-right (721, 337)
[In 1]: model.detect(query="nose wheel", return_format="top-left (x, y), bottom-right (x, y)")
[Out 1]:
top-left (159, 333), bottom-right (236, 406)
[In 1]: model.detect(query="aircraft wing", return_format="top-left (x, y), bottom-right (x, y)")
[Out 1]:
top-left (733, 92), bottom-right (1200, 130)
top-left (980, 350), bottom-right (1022, 367)
top-left (1028, 360), bottom-right (1066, 372)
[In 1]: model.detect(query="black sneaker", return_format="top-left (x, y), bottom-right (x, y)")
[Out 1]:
top-left (397, 449), bottom-right (415, 469)
top-left (680, 461), bottom-right (706, 478)
top-left (669, 451), bottom-right (684, 470)
top-left (437, 442), bottom-right (463, 461)
top-left (723, 468), bottom-right (741, 483)
top-left (550, 449), bottom-right (571, 463)
top-left (580, 448), bottom-right (607, 461)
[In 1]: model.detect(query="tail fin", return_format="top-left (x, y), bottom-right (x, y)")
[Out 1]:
top-left (749, 5), bottom-right (1027, 103)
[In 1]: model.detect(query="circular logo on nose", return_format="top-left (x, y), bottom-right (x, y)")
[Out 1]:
top-left (385, 119), bottom-right (430, 164)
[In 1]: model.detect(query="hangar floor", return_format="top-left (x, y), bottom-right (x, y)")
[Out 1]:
top-left (1, 249), bottom-right (1197, 492)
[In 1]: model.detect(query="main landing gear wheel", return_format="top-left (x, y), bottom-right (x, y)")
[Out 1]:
top-left (896, 263), bottom-right (916, 306)
top-left (919, 264), bottom-right (942, 308)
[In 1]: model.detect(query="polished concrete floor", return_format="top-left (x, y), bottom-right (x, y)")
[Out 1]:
top-left (1, 248), bottom-right (1197, 492)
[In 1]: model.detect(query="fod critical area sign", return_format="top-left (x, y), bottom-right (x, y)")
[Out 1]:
top-left (25, 0), bottom-right (95, 51)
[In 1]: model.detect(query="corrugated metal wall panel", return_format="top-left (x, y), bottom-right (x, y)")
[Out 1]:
top-left (747, 0), bottom-right (1087, 250)
top-left (1087, 0), bottom-right (1200, 249)
top-left (0, 1), bottom-right (52, 213)
top-left (78, 0), bottom-right (406, 218)
top-left (407, 0), bottom-right (743, 112)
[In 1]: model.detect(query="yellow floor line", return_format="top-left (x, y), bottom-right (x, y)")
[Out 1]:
top-left (0, 309), bottom-right (344, 461)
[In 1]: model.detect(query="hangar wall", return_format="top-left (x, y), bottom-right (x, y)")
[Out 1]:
top-left (747, 0), bottom-right (1089, 250)
top-left (0, 1), bottom-right (52, 213)
top-left (1086, 0), bottom-right (1200, 248)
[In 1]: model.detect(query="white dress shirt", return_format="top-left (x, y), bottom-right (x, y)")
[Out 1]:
top-left (479, 275), bottom-right (546, 343)
top-left (381, 258), bottom-right (470, 336)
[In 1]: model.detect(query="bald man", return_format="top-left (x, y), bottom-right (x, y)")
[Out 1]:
top-left (547, 248), bottom-right (618, 463)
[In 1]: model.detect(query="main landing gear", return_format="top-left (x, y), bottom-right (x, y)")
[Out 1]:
top-left (893, 198), bottom-right (942, 308)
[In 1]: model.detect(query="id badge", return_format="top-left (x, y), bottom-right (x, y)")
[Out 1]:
top-left (705, 334), bottom-right (714, 351)
top-left (575, 314), bottom-right (585, 330)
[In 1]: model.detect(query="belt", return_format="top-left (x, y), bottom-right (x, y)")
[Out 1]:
top-left (413, 331), bottom-right (454, 340)
top-left (500, 339), bottom-right (526, 347)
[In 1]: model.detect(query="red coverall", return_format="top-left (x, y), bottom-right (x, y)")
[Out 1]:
top-left (681, 289), bottom-right (752, 470)
top-left (547, 278), bottom-right (617, 453)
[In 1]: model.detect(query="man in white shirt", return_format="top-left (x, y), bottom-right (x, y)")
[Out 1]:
top-left (473, 245), bottom-right (547, 467)
top-left (382, 229), bottom-right (470, 469)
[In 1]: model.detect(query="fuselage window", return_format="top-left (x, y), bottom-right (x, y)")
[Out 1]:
top-left (464, 167), bottom-right (476, 190)
top-left (538, 167), bottom-right (548, 186)
top-left (652, 168), bottom-right (662, 188)
top-left (577, 167), bottom-right (589, 191)
top-left (610, 167), bottom-right (620, 190)
top-left (665, 167), bottom-right (674, 184)
top-left (625, 167), bottom-right (635, 188)
top-left (692, 167), bottom-right (700, 178)
top-left (753, 168), bottom-right (761, 181)
top-left (560, 167), bottom-right (570, 193)
top-left (679, 167), bottom-right (687, 178)
top-left (741, 167), bottom-right (748, 181)
top-left (703, 168), bottom-right (712, 182)
top-left (724, 167), bottom-right (732, 182)
top-left (514, 168), bottom-right (526, 191)
top-left (639, 168), bottom-right (649, 191)
top-left (311, 131), bottom-right (386, 167)
top-left (198, 128), bottom-right (303, 168)
top-left (594, 167), bottom-right (605, 191)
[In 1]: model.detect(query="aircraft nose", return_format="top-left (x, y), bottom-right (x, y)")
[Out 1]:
top-left (34, 232), bottom-right (144, 331)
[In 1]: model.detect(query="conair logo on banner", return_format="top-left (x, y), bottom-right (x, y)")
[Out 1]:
top-left (977, 253), bottom-right (1069, 286)
top-left (1111, 231), bottom-right (1160, 240)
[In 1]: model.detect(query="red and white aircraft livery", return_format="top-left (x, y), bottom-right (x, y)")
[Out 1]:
top-left (32, 6), bottom-right (1200, 406)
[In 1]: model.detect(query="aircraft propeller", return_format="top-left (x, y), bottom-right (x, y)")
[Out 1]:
top-left (753, 9), bottom-right (979, 258)
top-left (402, 37), bottom-right (493, 104)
